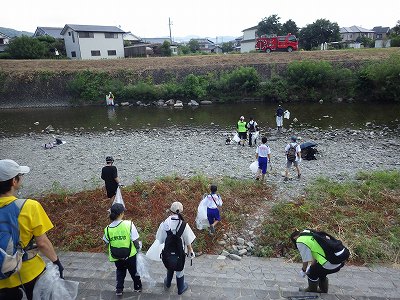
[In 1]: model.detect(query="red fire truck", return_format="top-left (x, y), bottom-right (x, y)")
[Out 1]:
top-left (255, 34), bottom-right (298, 53)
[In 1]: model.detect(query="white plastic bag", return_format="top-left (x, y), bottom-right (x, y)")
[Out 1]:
top-left (112, 187), bottom-right (125, 207)
top-left (136, 252), bottom-right (156, 287)
top-left (284, 110), bottom-right (290, 119)
top-left (145, 240), bottom-right (164, 261)
top-left (33, 263), bottom-right (79, 300)
top-left (195, 196), bottom-right (209, 230)
top-left (232, 133), bottom-right (240, 143)
top-left (251, 131), bottom-right (259, 144)
top-left (249, 161), bottom-right (258, 174)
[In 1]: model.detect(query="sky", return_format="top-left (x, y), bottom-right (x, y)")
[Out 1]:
top-left (3, 0), bottom-right (399, 39)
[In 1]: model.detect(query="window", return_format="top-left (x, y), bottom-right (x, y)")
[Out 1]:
top-left (72, 32), bottom-right (75, 43)
top-left (107, 50), bottom-right (117, 56)
top-left (278, 36), bottom-right (285, 42)
top-left (91, 50), bottom-right (101, 56)
top-left (79, 32), bottom-right (94, 38)
top-left (0, 38), bottom-right (4, 45)
top-left (68, 32), bottom-right (71, 36)
top-left (105, 33), bottom-right (117, 39)
top-left (71, 51), bottom-right (76, 57)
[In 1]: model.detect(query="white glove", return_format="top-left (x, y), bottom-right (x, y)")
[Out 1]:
top-left (299, 270), bottom-right (306, 278)
top-left (190, 252), bottom-right (195, 259)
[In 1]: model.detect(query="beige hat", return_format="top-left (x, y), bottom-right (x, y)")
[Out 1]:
top-left (170, 201), bottom-right (183, 214)
top-left (0, 159), bottom-right (30, 181)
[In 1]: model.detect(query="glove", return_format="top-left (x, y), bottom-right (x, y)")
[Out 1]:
top-left (189, 252), bottom-right (195, 259)
top-left (53, 258), bottom-right (64, 279)
top-left (299, 270), bottom-right (306, 278)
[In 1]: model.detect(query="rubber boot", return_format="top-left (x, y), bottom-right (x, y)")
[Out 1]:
top-left (319, 277), bottom-right (329, 293)
top-left (299, 278), bottom-right (319, 292)
top-left (164, 269), bottom-right (174, 289)
top-left (176, 275), bottom-right (188, 295)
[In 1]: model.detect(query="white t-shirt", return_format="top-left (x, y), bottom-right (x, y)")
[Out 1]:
top-left (204, 194), bottom-right (223, 209)
top-left (247, 120), bottom-right (258, 131)
top-left (285, 142), bottom-right (301, 162)
top-left (103, 220), bottom-right (139, 243)
top-left (256, 144), bottom-right (271, 158)
top-left (296, 243), bottom-right (341, 270)
top-left (156, 215), bottom-right (196, 251)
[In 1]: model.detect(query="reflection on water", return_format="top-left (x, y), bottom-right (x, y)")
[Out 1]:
top-left (0, 102), bottom-right (399, 136)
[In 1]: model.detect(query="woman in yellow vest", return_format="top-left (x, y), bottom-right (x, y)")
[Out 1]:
top-left (237, 116), bottom-right (247, 146)
top-left (103, 203), bottom-right (142, 296)
top-left (290, 229), bottom-right (344, 293)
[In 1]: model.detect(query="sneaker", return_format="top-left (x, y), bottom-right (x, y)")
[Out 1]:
top-left (134, 288), bottom-right (142, 292)
top-left (116, 289), bottom-right (123, 296)
top-left (297, 174), bottom-right (301, 179)
top-left (284, 177), bottom-right (289, 182)
top-left (210, 225), bottom-right (216, 234)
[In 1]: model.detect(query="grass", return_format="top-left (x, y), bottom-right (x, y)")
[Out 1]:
top-left (257, 170), bottom-right (400, 265)
top-left (41, 174), bottom-right (273, 254)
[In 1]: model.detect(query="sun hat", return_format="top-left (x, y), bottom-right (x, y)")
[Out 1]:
top-left (170, 201), bottom-right (184, 214)
top-left (0, 159), bottom-right (30, 181)
top-left (110, 203), bottom-right (125, 215)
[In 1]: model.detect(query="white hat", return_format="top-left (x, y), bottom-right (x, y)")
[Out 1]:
top-left (240, 116), bottom-right (244, 120)
top-left (170, 201), bottom-right (183, 213)
top-left (0, 159), bottom-right (30, 181)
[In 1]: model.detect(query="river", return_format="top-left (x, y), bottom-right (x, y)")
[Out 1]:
top-left (0, 102), bottom-right (399, 136)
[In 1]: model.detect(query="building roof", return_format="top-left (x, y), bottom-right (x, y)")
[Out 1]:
top-left (242, 25), bottom-right (258, 32)
top-left (0, 31), bottom-right (11, 39)
top-left (33, 27), bottom-right (63, 39)
top-left (123, 32), bottom-right (141, 41)
top-left (372, 26), bottom-right (390, 33)
top-left (61, 24), bottom-right (125, 35)
top-left (141, 37), bottom-right (172, 44)
top-left (340, 26), bottom-right (374, 34)
top-left (191, 38), bottom-right (214, 45)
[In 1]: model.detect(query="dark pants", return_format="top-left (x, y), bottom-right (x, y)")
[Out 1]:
top-left (114, 255), bottom-right (142, 291)
top-left (0, 275), bottom-right (39, 300)
top-left (308, 262), bottom-right (344, 281)
top-left (249, 132), bottom-right (254, 146)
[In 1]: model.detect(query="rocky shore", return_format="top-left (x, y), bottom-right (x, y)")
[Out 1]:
top-left (2, 126), bottom-right (399, 201)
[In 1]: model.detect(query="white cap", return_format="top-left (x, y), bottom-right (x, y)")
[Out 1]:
top-left (170, 201), bottom-right (183, 213)
top-left (0, 159), bottom-right (30, 181)
top-left (240, 116), bottom-right (244, 120)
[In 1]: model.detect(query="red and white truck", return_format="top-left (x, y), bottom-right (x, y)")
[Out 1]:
top-left (255, 34), bottom-right (298, 53)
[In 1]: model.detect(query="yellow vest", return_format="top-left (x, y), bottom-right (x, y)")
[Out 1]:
top-left (237, 121), bottom-right (247, 133)
top-left (297, 235), bottom-right (327, 265)
top-left (105, 220), bottom-right (137, 262)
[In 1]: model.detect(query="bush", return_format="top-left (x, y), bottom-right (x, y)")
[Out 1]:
top-left (121, 82), bottom-right (160, 101)
top-left (391, 36), bottom-right (400, 47)
top-left (257, 75), bottom-right (289, 102)
top-left (214, 66), bottom-right (260, 96)
top-left (0, 52), bottom-right (11, 59)
top-left (181, 74), bottom-right (207, 99)
top-left (67, 71), bottom-right (112, 102)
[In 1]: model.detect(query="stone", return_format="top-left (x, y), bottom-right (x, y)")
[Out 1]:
top-left (238, 249), bottom-right (247, 256)
top-left (200, 100), bottom-right (213, 105)
top-left (237, 238), bottom-right (245, 245)
top-left (228, 254), bottom-right (241, 261)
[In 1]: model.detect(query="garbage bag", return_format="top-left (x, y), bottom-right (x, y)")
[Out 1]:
top-left (249, 161), bottom-right (258, 174)
top-left (112, 187), bottom-right (125, 207)
top-left (251, 131), bottom-right (259, 144)
top-left (33, 263), bottom-right (79, 300)
top-left (136, 252), bottom-right (156, 287)
top-left (232, 133), bottom-right (240, 143)
top-left (195, 196), bottom-right (209, 230)
top-left (145, 239), bottom-right (164, 261)
top-left (284, 110), bottom-right (290, 119)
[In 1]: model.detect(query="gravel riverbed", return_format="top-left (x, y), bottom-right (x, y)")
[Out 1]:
top-left (1, 126), bottom-right (400, 200)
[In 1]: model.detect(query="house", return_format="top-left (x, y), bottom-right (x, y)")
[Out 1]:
top-left (123, 32), bottom-right (141, 46)
top-left (33, 27), bottom-right (63, 39)
top-left (190, 38), bottom-right (220, 53)
top-left (0, 32), bottom-right (11, 52)
top-left (372, 26), bottom-right (391, 48)
top-left (240, 26), bottom-right (257, 53)
top-left (340, 26), bottom-right (375, 47)
top-left (60, 24), bottom-right (125, 60)
top-left (140, 38), bottom-right (178, 55)
top-left (233, 36), bottom-right (242, 52)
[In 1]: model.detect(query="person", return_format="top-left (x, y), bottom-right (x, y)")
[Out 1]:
top-left (247, 117), bottom-right (259, 147)
top-left (284, 136), bottom-right (302, 181)
top-left (103, 203), bottom-right (142, 296)
top-left (237, 116), bottom-right (247, 146)
top-left (106, 92), bottom-right (115, 106)
top-left (156, 202), bottom-right (195, 295)
top-left (290, 229), bottom-right (345, 293)
top-left (0, 159), bottom-right (64, 300)
top-left (276, 105), bottom-right (284, 132)
top-left (101, 156), bottom-right (121, 201)
top-left (255, 136), bottom-right (271, 182)
top-left (204, 185), bottom-right (223, 234)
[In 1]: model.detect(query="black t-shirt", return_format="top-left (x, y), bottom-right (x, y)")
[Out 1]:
top-left (101, 165), bottom-right (118, 192)
top-left (276, 107), bottom-right (284, 117)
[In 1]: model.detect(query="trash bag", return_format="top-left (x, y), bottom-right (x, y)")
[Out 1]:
top-left (284, 110), bottom-right (290, 119)
top-left (112, 187), bottom-right (125, 207)
top-left (145, 239), bottom-right (164, 261)
top-left (33, 263), bottom-right (79, 300)
top-left (251, 131), bottom-right (259, 144)
top-left (232, 133), bottom-right (240, 143)
top-left (136, 252), bottom-right (156, 287)
top-left (249, 161), bottom-right (258, 174)
top-left (195, 196), bottom-right (209, 230)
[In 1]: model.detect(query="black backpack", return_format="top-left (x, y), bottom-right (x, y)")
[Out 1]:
top-left (300, 229), bottom-right (350, 264)
top-left (287, 144), bottom-right (297, 162)
top-left (161, 221), bottom-right (187, 271)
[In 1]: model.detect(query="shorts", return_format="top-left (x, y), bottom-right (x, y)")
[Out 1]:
top-left (258, 157), bottom-right (268, 174)
top-left (207, 207), bottom-right (221, 224)
top-left (238, 132), bottom-right (247, 140)
top-left (286, 160), bottom-right (299, 168)
top-left (276, 116), bottom-right (283, 127)
top-left (106, 186), bottom-right (118, 198)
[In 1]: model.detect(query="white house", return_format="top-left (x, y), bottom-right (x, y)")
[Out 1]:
top-left (33, 27), bottom-right (63, 39)
top-left (0, 32), bottom-right (11, 52)
top-left (61, 24), bottom-right (125, 60)
top-left (240, 26), bottom-right (257, 53)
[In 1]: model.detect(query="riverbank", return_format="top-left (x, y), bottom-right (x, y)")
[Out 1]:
top-left (2, 126), bottom-right (399, 200)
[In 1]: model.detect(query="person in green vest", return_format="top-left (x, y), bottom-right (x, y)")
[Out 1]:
top-left (290, 229), bottom-right (344, 293)
top-left (103, 203), bottom-right (142, 296)
top-left (236, 116), bottom-right (247, 146)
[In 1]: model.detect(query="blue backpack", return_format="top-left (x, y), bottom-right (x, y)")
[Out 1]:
top-left (0, 199), bottom-right (27, 279)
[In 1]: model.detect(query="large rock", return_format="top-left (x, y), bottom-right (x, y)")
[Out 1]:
top-left (188, 100), bottom-right (199, 106)
top-left (200, 100), bottom-right (213, 105)
top-left (165, 99), bottom-right (175, 106)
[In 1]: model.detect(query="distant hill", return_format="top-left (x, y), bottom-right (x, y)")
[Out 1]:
top-left (0, 27), bottom-right (33, 37)
top-left (173, 35), bottom-right (239, 44)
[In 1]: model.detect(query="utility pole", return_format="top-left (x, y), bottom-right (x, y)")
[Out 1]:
top-left (169, 17), bottom-right (173, 43)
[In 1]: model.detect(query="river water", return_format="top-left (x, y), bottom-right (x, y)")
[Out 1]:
top-left (0, 102), bottom-right (399, 136)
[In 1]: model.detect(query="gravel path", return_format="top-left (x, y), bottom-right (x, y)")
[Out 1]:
top-left (1, 126), bottom-right (400, 200)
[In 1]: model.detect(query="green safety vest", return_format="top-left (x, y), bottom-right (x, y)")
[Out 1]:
top-left (296, 235), bottom-right (327, 265)
top-left (105, 220), bottom-right (137, 262)
top-left (237, 121), bottom-right (247, 133)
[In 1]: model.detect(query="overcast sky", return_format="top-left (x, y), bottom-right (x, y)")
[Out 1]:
top-left (3, 0), bottom-right (399, 38)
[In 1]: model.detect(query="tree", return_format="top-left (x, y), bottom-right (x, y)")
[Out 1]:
top-left (178, 45), bottom-right (191, 55)
top-left (257, 14), bottom-right (282, 36)
top-left (159, 40), bottom-right (172, 56)
top-left (357, 36), bottom-right (374, 48)
top-left (6, 35), bottom-right (47, 59)
top-left (299, 19), bottom-right (340, 50)
top-left (221, 41), bottom-right (234, 53)
top-left (391, 20), bottom-right (400, 36)
top-left (282, 19), bottom-right (299, 36)
top-left (188, 39), bottom-right (200, 53)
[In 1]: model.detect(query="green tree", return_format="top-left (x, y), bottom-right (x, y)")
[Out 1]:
top-left (188, 39), bottom-right (200, 53)
top-left (37, 35), bottom-right (66, 57)
top-left (357, 36), bottom-right (374, 48)
top-left (6, 35), bottom-right (47, 59)
top-left (390, 20), bottom-right (400, 36)
top-left (282, 19), bottom-right (299, 36)
top-left (178, 45), bottom-right (191, 55)
top-left (159, 40), bottom-right (172, 56)
top-left (221, 41), bottom-right (234, 53)
top-left (299, 19), bottom-right (340, 50)
top-left (257, 14), bottom-right (282, 36)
